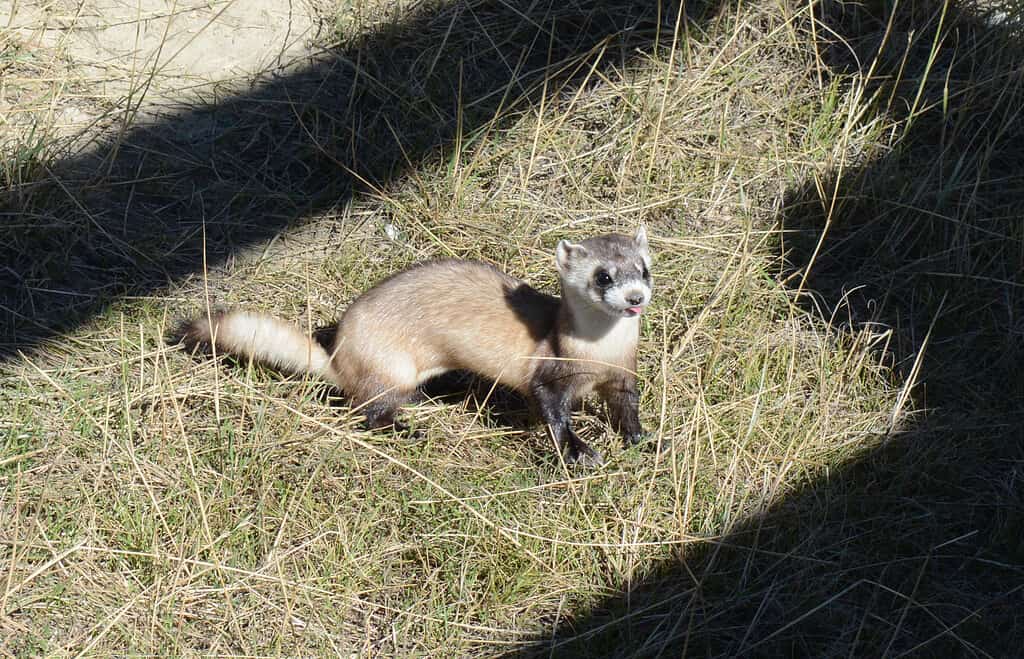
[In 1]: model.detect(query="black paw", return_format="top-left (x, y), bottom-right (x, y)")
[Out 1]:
top-left (564, 443), bottom-right (604, 468)
top-left (365, 415), bottom-right (423, 439)
top-left (393, 420), bottom-right (424, 439)
top-left (624, 430), bottom-right (660, 451)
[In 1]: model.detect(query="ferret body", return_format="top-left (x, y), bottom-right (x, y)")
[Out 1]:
top-left (179, 228), bottom-right (653, 465)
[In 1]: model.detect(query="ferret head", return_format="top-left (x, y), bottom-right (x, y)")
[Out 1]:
top-left (555, 226), bottom-right (653, 318)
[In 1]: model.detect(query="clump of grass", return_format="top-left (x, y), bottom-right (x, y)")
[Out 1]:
top-left (1, 36), bottom-right (58, 192)
top-left (4, 0), bottom-right (1022, 655)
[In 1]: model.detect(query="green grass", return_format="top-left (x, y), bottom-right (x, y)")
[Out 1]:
top-left (3, 0), bottom-right (1024, 655)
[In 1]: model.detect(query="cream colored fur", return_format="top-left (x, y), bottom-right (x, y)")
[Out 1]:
top-left (188, 311), bottom-right (340, 384)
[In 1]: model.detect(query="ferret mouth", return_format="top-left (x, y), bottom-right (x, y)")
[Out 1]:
top-left (621, 306), bottom-right (645, 317)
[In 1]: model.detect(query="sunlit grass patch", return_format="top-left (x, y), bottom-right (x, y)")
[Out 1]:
top-left (5, 0), bottom-right (990, 654)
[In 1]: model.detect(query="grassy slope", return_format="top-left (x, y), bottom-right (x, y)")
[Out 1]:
top-left (2, 0), bottom-right (1021, 655)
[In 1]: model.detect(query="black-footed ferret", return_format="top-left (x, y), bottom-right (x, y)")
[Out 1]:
top-left (177, 228), bottom-right (653, 466)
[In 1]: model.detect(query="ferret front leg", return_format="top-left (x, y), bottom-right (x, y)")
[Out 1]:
top-left (599, 376), bottom-right (647, 447)
top-left (530, 381), bottom-right (603, 467)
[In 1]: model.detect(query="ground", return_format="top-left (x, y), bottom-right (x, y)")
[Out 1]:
top-left (2, 0), bottom-right (1023, 656)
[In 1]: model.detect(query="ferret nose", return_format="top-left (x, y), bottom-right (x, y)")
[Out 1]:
top-left (626, 293), bottom-right (644, 306)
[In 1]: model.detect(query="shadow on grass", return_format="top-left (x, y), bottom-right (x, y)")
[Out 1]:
top-left (0, 0), bottom-right (691, 358)
top-left (514, 1), bottom-right (1024, 655)
top-left (4, 0), bottom-right (1023, 654)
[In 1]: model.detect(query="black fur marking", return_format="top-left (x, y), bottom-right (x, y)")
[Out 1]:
top-left (598, 377), bottom-right (645, 447)
top-left (530, 375), bottom-right (603, 467)
top-left (167, 307), bottom-right (231, 354)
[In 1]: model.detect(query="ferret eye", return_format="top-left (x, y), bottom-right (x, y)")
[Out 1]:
top-left (594, 270), bottom-right (613, 287)
top-left (642, 265), bottom-right (650, 279)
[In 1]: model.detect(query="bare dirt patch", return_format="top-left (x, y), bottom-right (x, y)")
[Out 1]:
top-left (3, 0), bottom-right (322, 130)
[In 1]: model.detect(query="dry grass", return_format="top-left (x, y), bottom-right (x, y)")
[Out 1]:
top-left (2, 0), bottom-right (1023, 655)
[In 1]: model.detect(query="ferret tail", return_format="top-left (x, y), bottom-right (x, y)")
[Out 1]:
top-left (176, 309), bottom-right (339, 385)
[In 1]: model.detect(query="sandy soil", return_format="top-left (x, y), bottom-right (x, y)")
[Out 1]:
top-left (3, 0), bottom-right (323, 129)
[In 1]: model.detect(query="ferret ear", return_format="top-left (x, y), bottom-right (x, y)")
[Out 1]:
top-left (555, 239), bottom-right (588, 272)
top-left (634, 224), bottom-right (649, 251)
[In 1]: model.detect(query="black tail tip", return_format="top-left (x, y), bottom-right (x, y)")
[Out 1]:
top-left (165, 308), bottom-right (227, 352)
top-left (166, 317), bottom-right (206, 352)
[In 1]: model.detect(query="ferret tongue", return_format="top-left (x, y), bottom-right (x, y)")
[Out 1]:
top-left (627, 306), bottom-right (643, 315)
